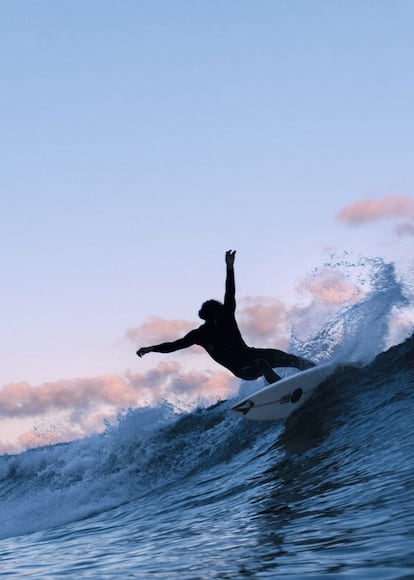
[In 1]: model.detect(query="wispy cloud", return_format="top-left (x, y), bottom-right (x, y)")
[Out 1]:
top-left (126, 316), bottom-right (194, 344)
top-left (337, 195), bottom-right (414, 235)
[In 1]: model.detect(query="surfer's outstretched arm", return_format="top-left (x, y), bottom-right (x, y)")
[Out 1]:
top-left (137, 330), bottom-right (198, 358)
top-left (224, 250), bottom-right (236, 313)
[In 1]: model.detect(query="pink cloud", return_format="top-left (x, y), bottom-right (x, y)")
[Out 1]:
top-left (126, 316), bottom-right (194, 344)
top-left (238, 297), bottom-right (289, 348)
top-left (0, 376), bottom-right (134, 418)
top-left (337, 195), bottom-right (414, 226)
top-left (0, 360), bottom-right (238, 453)
top-left (297, 270), bottom-right (364, 305)
top-left (0, 368), bottom-right (149, 419)
top-left (0, 361), bottom-right (206, 420)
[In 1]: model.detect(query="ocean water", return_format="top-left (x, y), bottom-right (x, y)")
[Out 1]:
top-left (1, 260), bottom-right (414, 578)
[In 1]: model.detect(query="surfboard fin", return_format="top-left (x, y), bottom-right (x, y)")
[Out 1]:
top-left (232, 399), bottom-right (254, 416)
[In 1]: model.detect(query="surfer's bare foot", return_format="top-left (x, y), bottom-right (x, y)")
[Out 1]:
top-left (265, 372), bottom-right (282, 384)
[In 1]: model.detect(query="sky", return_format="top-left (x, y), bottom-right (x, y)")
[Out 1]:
top-left (1, 0), bottom-right (414, 452)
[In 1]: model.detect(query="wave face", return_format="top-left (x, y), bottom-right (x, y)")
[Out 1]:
top-left (0, 260), bottom-right (413, 578)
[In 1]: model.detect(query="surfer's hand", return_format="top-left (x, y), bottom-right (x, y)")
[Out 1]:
top-left (225, 249), bottom-right (236, 267)
top-left (137, 347), bottom-right (151, 358)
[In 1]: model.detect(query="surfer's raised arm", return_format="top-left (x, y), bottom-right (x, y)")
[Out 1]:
top-left (224, 250), bottom-right (236, 313)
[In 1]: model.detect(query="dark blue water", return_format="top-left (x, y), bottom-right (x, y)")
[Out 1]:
top-left (1, 260), bottom-right (414, 578)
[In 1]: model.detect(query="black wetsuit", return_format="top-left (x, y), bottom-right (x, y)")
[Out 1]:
top-left (147, 265), bottom-right (310, 380)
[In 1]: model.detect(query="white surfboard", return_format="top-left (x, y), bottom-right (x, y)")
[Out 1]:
top-left (231, 362), bottom-right (337, 421)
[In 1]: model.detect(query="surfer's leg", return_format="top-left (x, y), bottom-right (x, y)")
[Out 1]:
top-left (259, 360), bottom-right (282, 384)
top-left (239, 359), bottom-right (281, 383)
top-left (256, 348), bottom-right (315, 371)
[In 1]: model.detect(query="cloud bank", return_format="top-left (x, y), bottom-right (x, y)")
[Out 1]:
top-left (337, 195), bottom-right (414, 235)
top-left (0, 362), bottom-right (237, 453)
top-left (0, 364), bottom-right (237, 420)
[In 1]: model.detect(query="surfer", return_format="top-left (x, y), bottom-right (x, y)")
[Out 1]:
top-left (137, 250), bottom-right (315, 384)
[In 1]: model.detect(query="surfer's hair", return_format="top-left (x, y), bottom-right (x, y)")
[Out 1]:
top-left (198, 300), bottom-right (224, 321)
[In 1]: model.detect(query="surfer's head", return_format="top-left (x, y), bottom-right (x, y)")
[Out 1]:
top-left (198, 300), bottom-right (224, 322)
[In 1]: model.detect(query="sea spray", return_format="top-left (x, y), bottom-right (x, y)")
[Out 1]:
top-left (290, 256), bottom-right (410, 365)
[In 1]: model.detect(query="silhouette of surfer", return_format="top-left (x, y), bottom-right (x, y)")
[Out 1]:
top-left (137, 250), bottom-right (315, 384)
